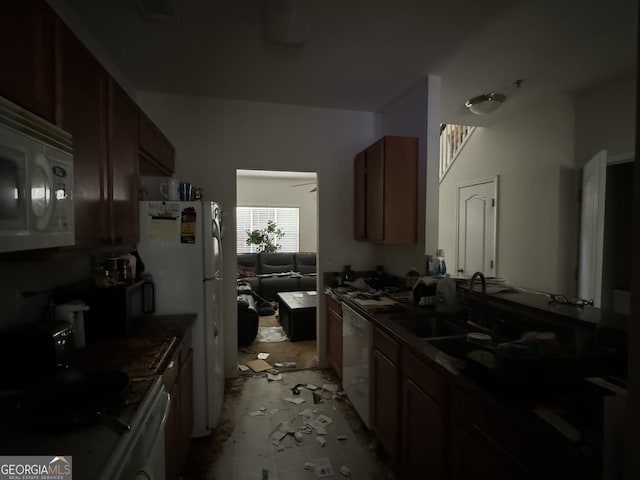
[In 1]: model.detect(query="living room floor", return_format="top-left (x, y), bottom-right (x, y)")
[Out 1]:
top-left (237, 313), bottom-right (318, 372)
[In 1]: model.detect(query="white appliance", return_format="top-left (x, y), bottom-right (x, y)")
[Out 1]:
top-left (0, 96), bottom-right (74, 252)
top-left (137, 200), bottom-right (225, 437)
top-left (342, 303), bottom-right (373, 428)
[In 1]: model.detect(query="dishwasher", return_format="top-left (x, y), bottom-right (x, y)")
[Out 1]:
top-left (342, 303), bottom-right (373, 428)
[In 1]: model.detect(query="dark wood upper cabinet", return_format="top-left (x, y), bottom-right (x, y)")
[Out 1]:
top-left (55, 20), bottom-right (109, 247)
top-left (354, 151), bottom-right (366, 240)
top-left (0, 0), bottom-right (55, 122)
top-left (354, 136), bottom-right (418, 245)
top-left (139, 109), bottom-right (175, 175)
top-left (107, 80), bottom-right (139, 246)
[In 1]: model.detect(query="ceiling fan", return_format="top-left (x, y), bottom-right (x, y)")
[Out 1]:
top-left (291, 182), bottom-right (317, 193)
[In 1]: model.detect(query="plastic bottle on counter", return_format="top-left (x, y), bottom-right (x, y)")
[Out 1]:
top-left (343, 265), bottom-right (354, 282)
top-left (435, 249), bottom-right (447, 277)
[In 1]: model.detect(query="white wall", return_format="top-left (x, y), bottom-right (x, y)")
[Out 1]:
top-left (439, 95), bottom-right (578, 294)
top-left (575, 72), bottom-right (637, 164)
top-left (378, 76), bottom-right (441, 275)
top-left (237, 175), bottom-right (318, 252)
top-left (138, 92), bottom-right (379, 376)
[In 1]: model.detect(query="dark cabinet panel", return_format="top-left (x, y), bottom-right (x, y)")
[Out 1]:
top-left (107, 80), bottom-right (139, 245)
top-left (0, 0), bottom-right (55, 121)
top-left (56, 21), bottom-right (109, 247)
top-left (139, 109), bottom-right (175, 175)
top-left (325, 294), bottom-right (343, 378)
top-left (354, 136), bottom-right (418, 244)
top-left (354, 152), bottom-right (366, 240)
top-left (401, 350), bottom-right (448, 479)
top-left (372, 348), bottom-right (400, 462)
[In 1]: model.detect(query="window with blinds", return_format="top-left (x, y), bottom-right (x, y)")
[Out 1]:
top-left (237, 207), bottom-right (300, 253)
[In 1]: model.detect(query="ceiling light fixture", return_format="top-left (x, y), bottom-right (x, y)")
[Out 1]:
top-left (465, 92), bottom-right (506, 115)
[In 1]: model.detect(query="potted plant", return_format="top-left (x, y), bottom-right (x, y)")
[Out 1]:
top-left (246, 220), bottom-right (285, 253)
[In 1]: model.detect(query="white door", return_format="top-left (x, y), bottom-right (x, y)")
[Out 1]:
top-left (578, 150), bottom-right (607, 307)
top-left (456, 178), bottom-right (497, 276)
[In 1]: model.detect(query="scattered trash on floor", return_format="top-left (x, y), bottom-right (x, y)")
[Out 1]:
top-left (257, 352), bottom-right (270, 360)
top-left (312, 392), bottom-right (323, 404)
top-left (322, 384), bottom-right (339, 392)
top-left (307, 414), bottom-right (333, 433)
top-left (267, 373), bottom-right (283, 381)
top-left (305, 384), bottom-right (319, 391)
top-left (336, 435), bottom-right (348, 441)
top-left (249, 410), bottom-right (265, 416)
top-left (269, 422), bottom-right (292, 441)
top-left (304, 462), bottom-right (316, 471)
top-left (256, 326), bottom-right (287, 342)
top-left (246, 359), bottom-right (273, 372)
top-left (274, 361), bottom-right (297, 368)
top-left (339, 465), bottom-right (352, 477)
top-left (313, 457), bottom-right (334, 477)
top-left (283, 397), bottom-right (306, 405)
top-left (290, 383), bottom-right (306, 395)
top-left (316, 436), bottom-right (327, 447)
top-left (238, 364), bottom-right (250, 372)
top-left (267, 368), bottom-right (280, 375)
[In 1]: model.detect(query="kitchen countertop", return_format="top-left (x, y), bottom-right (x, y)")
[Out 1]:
top-left (331, 289), bottom-right (615, 477)
top-left (0, 314), bottom-right (196, 479)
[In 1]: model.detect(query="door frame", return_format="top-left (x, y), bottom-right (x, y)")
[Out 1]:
top-left (455, 176), bottom-right (499, 276)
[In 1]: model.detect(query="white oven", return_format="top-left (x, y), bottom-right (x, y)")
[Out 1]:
top-left (342, 303), bottom-right (373, 428)
top-left (0, 96), bottom-right (74, 253)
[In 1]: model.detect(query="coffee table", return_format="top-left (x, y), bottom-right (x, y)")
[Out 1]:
top-left (276, 291), bottom-right (317, 342)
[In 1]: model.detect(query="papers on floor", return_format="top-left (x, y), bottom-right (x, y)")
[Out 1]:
top-left (267, 373), bottom-right (283, 381)
top-left (283, 397), bottom-right (306, 405)
top-left (238, 364), bottom-right (250, 372)
top-left (274, 362), bottom-right (297, 368)
top-left (257, 352), bottom-right (270, 360)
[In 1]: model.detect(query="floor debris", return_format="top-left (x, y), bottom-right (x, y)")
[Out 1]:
top-left (238, 364), bottom-right (250, 372)
top-left (313, 457), bottom-right (334, 477)
top-left (312, 392), bottom-right (323, 404)
top-left (274, 361), bottom-right (297, 368)
top-left (316, 436), bottom-right (327, 447)
top-left (337, 435), bottom-right (348, 441)
top-left (283, 397), bottom-right (306, 405)
top-left (267, 373), bottom-right (283, 381)
top-left (257, 352), bottom-right (270, 360)
top-left (339, 465), bottom-right (352, 477)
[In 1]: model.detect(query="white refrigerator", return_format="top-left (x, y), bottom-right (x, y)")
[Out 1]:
top-left (137, 201), bottom-right (224, 437)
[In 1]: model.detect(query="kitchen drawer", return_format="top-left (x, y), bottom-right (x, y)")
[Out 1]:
top-left (374, 327), bottom-right (400, 365)
top-left (326, 294), bottom-right (342, 316)
top-left (402, 348), bottom-right (447, 406)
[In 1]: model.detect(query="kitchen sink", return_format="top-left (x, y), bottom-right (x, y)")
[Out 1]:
top-left (391, 315), bottom-right (467, 338)
top-left (425, 336), bottom-right (489, 359)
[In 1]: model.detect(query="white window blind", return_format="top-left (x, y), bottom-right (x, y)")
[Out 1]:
top-left (237, 207), bottom-right (299, 253)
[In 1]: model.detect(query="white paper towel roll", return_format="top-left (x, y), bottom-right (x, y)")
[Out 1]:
top-left (55, 300), bottom-right (90, 349)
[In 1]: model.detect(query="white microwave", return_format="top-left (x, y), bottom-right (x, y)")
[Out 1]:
top-left (0, 97), bottom-right (74, 253)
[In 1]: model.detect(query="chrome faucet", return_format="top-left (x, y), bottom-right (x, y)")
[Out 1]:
top-left (469, 271), bottom-right (486, 294)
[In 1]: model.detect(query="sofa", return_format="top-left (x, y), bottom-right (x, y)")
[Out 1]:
top-left (237, 252), bottom-right (317, 301)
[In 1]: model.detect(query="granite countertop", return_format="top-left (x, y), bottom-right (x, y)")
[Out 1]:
top-left (331, 290), bottom-right (605, 475)
top-left (128, 313), bottom-right (196, 339)
top-left (73, 314), bottom-right (196, 377)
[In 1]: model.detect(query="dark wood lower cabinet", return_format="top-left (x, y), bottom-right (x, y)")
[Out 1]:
top-left (165, 347), bottom-right (194, 480)
top-left (325, 294), bottom-right (343, 378)
top-left (372, 349), bottom-right (400, 462)
top-left (401, 356), bottom-right (447, 479)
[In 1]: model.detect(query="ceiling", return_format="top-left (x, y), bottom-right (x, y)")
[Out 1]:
top-left (60, 0), bottom-right (637, 125)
